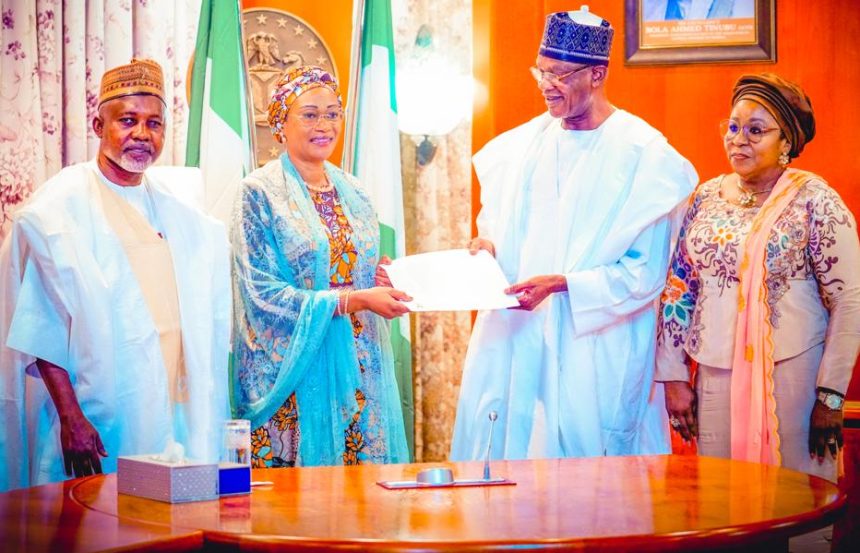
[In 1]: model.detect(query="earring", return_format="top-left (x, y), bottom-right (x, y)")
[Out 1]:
top-left (778, 152), bottom-right (790, 167)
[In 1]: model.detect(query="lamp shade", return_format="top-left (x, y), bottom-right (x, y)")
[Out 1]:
top-left (395, 29), bottom-right (473, 137)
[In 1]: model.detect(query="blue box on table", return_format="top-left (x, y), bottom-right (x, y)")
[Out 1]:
top-left (219, 462), bottom-right (251, 495)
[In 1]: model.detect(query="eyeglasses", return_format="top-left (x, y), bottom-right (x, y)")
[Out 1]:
top-left (292, 110), bottom-right (344, 128)
top-left (529, 64), bottom-right (591, 86)
top-left (719, 119), bottom-right (781, 143)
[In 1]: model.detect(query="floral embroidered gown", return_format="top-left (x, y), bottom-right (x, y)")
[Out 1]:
top-left (232, 157), bottom-right (407, 469)
top-left (656, 174), bottom-right (860, 402)
top-left (251, 188), bottom-right (372, 467)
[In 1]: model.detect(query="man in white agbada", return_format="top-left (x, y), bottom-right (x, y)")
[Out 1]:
top-left (450, 8), bottom-right (698, 460)
top-left (0, 59), bottom-right (230, 491)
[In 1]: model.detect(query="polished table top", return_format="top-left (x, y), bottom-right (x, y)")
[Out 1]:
top-left (1, 455), bottom-right (847, 552)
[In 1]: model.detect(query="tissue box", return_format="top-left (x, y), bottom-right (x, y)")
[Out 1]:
top-left (117, 455), bottom-right (218, 503)
top-left (218, 462), bottom-right (251, 496)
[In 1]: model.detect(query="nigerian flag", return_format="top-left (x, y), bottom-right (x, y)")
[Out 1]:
top-left (186, 0), bottom-right (254, 225)
top-left (344, 0), bottom-right (414, 457)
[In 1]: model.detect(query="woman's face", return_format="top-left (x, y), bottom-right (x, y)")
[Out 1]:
top-left (723, 99), bottom-right (790, 181)
top-left (282, 87), bottom-right (342, 164)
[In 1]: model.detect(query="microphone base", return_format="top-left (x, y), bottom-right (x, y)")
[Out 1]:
top-left (377, 477), bottom-right (515, 490)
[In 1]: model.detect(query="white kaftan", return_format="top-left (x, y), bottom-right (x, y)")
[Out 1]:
top-left (0, 162), bottom-right (230, 491)
top-left (450, 111), bottom-right (697, 460)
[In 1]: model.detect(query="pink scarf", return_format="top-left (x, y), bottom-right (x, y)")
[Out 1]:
top-left (730, 169), bottom-right (816, 465)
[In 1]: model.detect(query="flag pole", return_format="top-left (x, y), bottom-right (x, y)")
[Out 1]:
top-left (235, 0), bottom-right (258, 170)
top-left (342, 0), bottom-right (367, 173)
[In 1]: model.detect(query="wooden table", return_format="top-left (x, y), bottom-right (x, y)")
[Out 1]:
top-left (0, 455), bottom-right (846, 552)
top-left (0, 478), bottom-right (202, 552)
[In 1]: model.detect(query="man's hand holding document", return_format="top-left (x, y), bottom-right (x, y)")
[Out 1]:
top-left (380, 249), bottom-right (518, 312)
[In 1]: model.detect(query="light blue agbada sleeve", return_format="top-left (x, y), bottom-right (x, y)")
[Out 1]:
top-left (1, 210), bottom-right (77, 491)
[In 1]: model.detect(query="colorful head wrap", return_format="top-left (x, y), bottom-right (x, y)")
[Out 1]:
top-left (539, 7), bottom-right (614, 66)
top-left (731, 73), bottom-right (815, 159)
top-left (267, 65), bottom-right (342, 143)
top-left (99, 58), bottom-right (165, 107)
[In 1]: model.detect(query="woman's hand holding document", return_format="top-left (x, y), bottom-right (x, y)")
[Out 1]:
top-left (381, 249), bottom-right (519, 312)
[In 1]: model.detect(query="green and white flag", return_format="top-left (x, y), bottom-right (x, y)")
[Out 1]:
top-left (186, 0), bottom-right (254, 226)
top-left (344, 0), bottom-right (414, 457)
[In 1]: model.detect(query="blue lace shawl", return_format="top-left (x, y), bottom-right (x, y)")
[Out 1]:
top-left (230, 154), bottom-right (407, 466)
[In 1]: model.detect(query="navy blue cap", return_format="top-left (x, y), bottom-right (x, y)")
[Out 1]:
top-left (539, 8), bottom-right (613, 65)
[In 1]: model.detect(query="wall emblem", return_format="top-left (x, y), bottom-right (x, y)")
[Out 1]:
top-left (242, 8), bottom-right (338, 166)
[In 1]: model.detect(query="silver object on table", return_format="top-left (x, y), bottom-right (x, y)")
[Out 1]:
top-left (416, 467), bottom-right (454, 485)
top-left (483, 410), bottom-right (498, 480)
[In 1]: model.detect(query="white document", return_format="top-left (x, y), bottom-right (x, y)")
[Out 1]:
top-left (382, 249), bottom-right (519, 312)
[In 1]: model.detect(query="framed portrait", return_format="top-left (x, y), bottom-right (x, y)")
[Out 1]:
top-left (624, 0), bottom-right (775, 65)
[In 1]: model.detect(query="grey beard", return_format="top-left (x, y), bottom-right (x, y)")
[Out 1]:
top-left (118, 151), bottom-right (154, 173)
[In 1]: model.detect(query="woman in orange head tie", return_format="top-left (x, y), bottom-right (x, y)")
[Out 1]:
top-left (230, 66), bottom-right (411, 468)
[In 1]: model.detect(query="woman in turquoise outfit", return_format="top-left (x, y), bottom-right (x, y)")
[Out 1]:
top-left (230, 66), bottom-right (410, 467)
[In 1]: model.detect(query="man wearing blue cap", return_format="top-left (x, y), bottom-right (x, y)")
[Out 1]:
top-left (452, 7), bottom-right (697, 460)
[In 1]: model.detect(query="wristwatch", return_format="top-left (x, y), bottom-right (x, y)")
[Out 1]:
top-left (817, 390), bottom-right (845, 410)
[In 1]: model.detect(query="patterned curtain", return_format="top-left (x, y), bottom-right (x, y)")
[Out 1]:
top-left (0, 0), bottom-right (200, 238)
top-left (394, 0), bottom-right (472, 462)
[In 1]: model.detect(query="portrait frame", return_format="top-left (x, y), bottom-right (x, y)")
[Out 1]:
top-left (624, 0), bottom-right (775, 65)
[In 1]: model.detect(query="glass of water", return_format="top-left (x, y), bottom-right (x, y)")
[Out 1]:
top-left (222, 419), bottom-right (251, 466)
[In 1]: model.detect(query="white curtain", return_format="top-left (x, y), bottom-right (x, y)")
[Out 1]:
top-left (0, 0), bottom-right (200, 237)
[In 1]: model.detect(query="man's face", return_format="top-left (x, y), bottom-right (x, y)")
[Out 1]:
top-left (93, 94), bottom-right (165, 175)
top-left (533, 55), bottom-right (596, 121)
